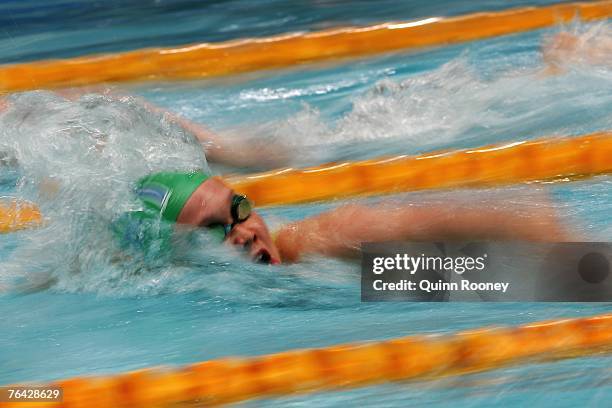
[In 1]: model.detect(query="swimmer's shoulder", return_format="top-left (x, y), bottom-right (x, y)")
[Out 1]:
top-left (272, 224), bottom-right (303, 264)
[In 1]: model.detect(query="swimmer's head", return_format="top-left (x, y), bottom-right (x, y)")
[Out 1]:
top-left (132, 170), bottom-right (281, 264)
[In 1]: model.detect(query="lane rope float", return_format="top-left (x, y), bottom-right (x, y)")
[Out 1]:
top-left (226, 131), bottom-right (612, 206)
top-left (1, 0), bottom-right (611, 92)
top-left (1, 312), bottom-right (611, 407)
top-left (0, 199), bottom-right (42, 233)
top-left (1, 131), bottom-right (611, 233)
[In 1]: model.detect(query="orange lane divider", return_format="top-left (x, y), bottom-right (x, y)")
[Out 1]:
top-left (0, 199), bottom-right (42, 233)
top-left (226, 131), bottom-right (612, 206)
top-left (1, 1), bottom-right (612, 92)
top-left (1, 131), bottom-right (611, 233)
top-left (1, 313), bottom-right (612, 407)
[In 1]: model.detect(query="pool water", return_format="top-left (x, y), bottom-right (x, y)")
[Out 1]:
top-left (1, 1), bottom-right (611, 407)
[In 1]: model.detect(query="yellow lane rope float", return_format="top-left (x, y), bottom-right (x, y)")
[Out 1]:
top-left (1, 0), bottom-right (611, 92)
top-left (1, 131), bottom-right (611, 233)
top-left (1, 312), bottom-right (611, 407)
top-left (0, 199), bottom-right (41, 233)
top-left (227, 131), bottom-right (612, 206)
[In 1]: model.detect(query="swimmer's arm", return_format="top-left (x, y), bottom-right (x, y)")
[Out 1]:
top-left (53, 89), bottom-right (230, 162)
top-left (53, 89), bottom-right (290, 170)
top-left (132, 100), bottom-right (290, 170)
top-left (168, 113), bottom-right (292, 170)
top-left (274, 204), bottom-right (569, 262)
top-left (160, 112), bottom-right (278, 168)
top-left (69, 93), bottom-right (240, 166)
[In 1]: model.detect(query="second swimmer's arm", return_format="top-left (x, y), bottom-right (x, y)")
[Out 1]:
top-left (53, 88), bottom-right (290, 170)
top-left (138, 101), bottom-right (291, 170)
top-left (274, 203), bottom-right (569, 262)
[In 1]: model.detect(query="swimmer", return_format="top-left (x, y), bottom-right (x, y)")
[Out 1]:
top-left (0, 92), bottom-right (569, 265)
top-left (127, 169), bottom-right (568, 265)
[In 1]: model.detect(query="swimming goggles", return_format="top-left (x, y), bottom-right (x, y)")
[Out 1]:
top-left (231, 194), bottom-right (252, 224)
top-left (219, 194), bottom-right (252, 236)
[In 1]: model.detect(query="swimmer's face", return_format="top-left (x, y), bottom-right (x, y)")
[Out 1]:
top-left (225, 212), bottom-right (281, 265)
top-left (177, 177), bottom-right (281, 265)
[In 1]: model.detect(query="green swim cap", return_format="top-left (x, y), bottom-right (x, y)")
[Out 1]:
top-left (111, 170), bottom-right (226, 258)
top-left (136, 170), bottom-right (209, 221)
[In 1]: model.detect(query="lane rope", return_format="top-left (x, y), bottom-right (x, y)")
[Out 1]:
top-left (2, 131), bottom-right (611, 233)
top-left (1, 0), bottom-right (611, 92)
top-left (226, 131), bottom-right (612, 206)
top-left (1, 312), bottom-right (611, 407)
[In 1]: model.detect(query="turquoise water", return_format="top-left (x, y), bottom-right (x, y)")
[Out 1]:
top-left (1, 1), bottom-right (612, 407)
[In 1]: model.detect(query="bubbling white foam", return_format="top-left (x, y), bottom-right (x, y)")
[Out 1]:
top-left (249, 22), bottom-right (612, 164)
top-left (0, 91), bottom-right (212, 293)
